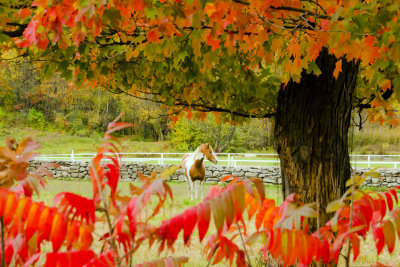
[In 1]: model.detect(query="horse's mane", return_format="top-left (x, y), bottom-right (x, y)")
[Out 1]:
top-left (193, 145), bottom-right (205, 160)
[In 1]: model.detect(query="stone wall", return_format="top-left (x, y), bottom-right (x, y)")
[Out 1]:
top-left (29, 160), bottom-right (400, 187)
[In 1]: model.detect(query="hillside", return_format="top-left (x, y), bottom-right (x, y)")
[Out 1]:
top-left (0, 125), bottom-right (173, 154)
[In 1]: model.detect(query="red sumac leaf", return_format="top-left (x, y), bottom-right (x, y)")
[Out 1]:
top-left (377, 194), bottom-right (387, 220)
top-left (65, 221), bottom-right (80, 249)
top-left (388, 189), bottom-right (398, 204)
top-left (79, 225), bottom-right (94, 250)
top-left (304, 235), bottom-right (315, 265)
top-left (197, 202), bottom-right (211, 242)
top-left (247, 197), bottom-right (259, 221)
top-left (232, 184), bottom-right (245, 222)
top-left (222, 190), bottom-right (234, 229)
top-left (251, 178), bottom-right (265, 202)
top-left (373, 227), bottom-right (385, 255)
top-left (350, 234), bottom-right (360, 261)
top-left (385, 192), bottom-right (394, 211)
top-left (269, 229), bottom-right (282, 259)
top-left (321, 239), bottom-right (330, 264)
top-left (38, 206), bottom-right (54, 240)
top-left (50, 213), bottom-right (67, 251)
top-left (0, 188), bottom-right (9, 217)
top-left (11, 197), bottom-right (31, 235)
top-left (22, 253), bottom-right (40, 267)
top-left (183, 207), bottom-right (197, 244)
top-left (4, 192), bottom-right (18, 225)
top-left (25, 202), bottom-right (43, 241)
top-left (54, 192), bottom-right (95, 224)
top-left (43, 250), bottom-right (95, 267)
top-left (285, 230), bottom-right (296, 266)
top-left (392, 209), bottom-right (400, 239)
top-left (220, 175), bottom-right (234, 182)
top-left (84, 250), bottom-right (116, 267)
top-left (382, 220), bottom-right (396, 254)
top-left (105, 122), bottom-right (133, 135)
top-left (210, 196), bottom-right (225, 235)
top-left (166, 214), bottom-right (184, 248)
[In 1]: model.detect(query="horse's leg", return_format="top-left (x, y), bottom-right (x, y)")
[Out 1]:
top-left (189, 178), bottom-right (194, 200)
top-left (200, 180), bottom-right (204, 199)
top-left (195, 180), bottom-right (199, 199)
top-left (185, 176), bottom-right (190, 197)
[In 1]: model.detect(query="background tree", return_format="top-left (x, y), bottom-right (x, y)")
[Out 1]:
top-left (170, 114), bottom-right (273, 152)
top-left (0, 0), bottom-right (399, 224)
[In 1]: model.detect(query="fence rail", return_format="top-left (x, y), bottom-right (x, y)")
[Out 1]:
top-left (34, 151), bottom-right (400, 168)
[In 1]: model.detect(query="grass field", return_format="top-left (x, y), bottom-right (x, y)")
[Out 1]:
top-left (35, 179), bottom-right (400, 266)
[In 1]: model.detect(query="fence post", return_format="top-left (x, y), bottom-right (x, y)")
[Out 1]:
top-left (368, 155), bottom-right (370, 167)
top-left (161, 153), bottom-right (164, 165)
top-left (71, 150), bottom-right (75, 161)
top-left (228, 154), bottom-right (231, 166)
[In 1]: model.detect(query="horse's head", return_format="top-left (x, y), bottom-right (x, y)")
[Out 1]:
top-left (201, 143), bottom-right (218, 164)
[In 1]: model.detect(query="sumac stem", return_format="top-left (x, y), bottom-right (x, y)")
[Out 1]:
top-left (91, 161), bottom-right (120, 266)
top-left (237, 222), bottom-right (252, 267)
top-left (345, 175), bottom-right (356, 267)
top-left (1, 217), bottom-right (4, 267)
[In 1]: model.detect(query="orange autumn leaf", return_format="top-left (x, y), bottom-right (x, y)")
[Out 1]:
top-left (333, 59), bottom-right (342, 79)
top-left (381, 80), bottom-right (392, 92)
top-left (147, 30), bottom-right (159, 43)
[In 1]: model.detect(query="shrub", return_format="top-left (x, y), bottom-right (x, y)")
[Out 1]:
top-left (27, 108), bottom-right (46, 130)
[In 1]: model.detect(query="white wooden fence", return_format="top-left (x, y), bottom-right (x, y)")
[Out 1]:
top-left (34, 152), bottom-right (400, 168)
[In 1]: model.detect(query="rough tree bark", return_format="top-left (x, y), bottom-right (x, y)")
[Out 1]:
top-left (274, 47), bottom-right (360, 226)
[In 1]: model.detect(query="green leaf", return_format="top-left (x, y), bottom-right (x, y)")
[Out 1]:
top-left (157, 165), bottom-right (180, 180)
top-left (326, 200), bottom-right (344, 213)
top-left (102, 8), bottom-right (122, 26)
top-left (0, 33), bottom-right (9, 43)
top-left (307, 61), bottom-right (321, 76)
top-left (146, 8), bottom-right (158, 20)
top-left (345, 175), bottom-right (366, 187)
top-left (100, 66), bottom-right (110, 76)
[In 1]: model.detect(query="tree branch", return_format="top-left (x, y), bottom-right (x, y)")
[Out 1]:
top-left (232, 0), bottom-right (342, 20)
top-left (1, 23), bottom-right (27, 38)
top-left (103, 86), bottom-right (276, 119)
top-left (0, 2), bottom-right (33, 9)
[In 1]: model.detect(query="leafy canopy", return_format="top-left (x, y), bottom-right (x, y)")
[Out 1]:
top-left (0, 0), bottom-right (399, 122)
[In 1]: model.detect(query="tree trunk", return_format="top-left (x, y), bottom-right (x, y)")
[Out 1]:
top-left (274, 48), bottom-right (360, 226)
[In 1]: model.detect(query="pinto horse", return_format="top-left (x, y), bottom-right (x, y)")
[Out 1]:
top-left (181, 143), bottom-right (218, 200)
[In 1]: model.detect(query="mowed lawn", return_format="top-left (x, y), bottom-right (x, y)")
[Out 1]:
top-left (35, 179), bottom-right (400, 266)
